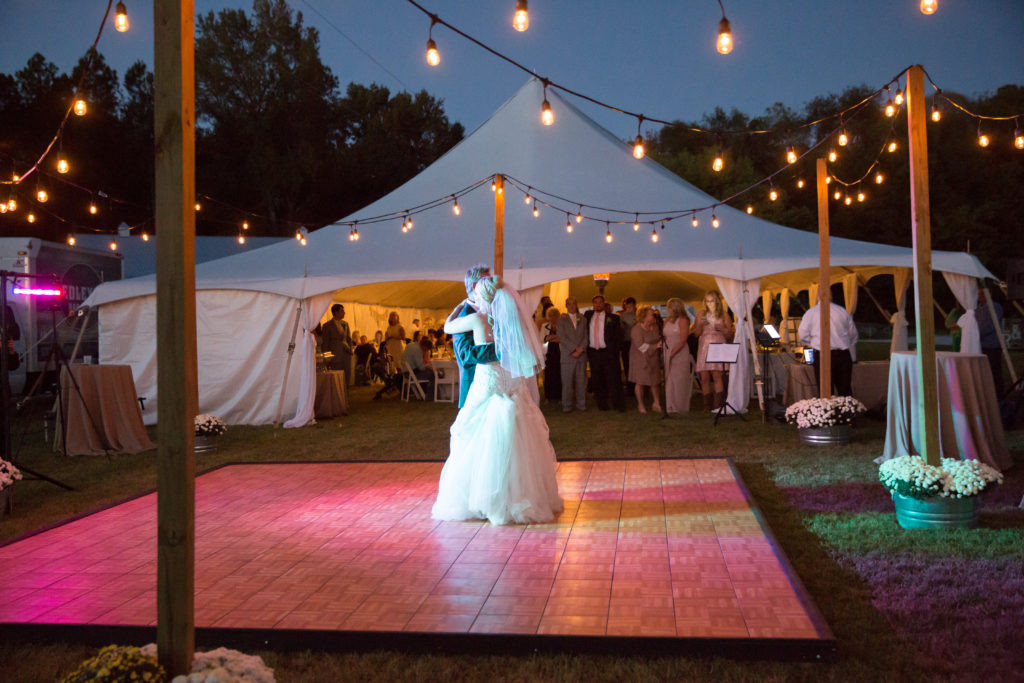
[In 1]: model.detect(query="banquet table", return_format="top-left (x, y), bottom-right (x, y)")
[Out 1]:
top-left (55, 364), bottom-right (155, 456)
top-left (880, 351), bottom-right (1011, 470)
top-left (783, 360), bottom-right (889, 411)
top-left (314, 370), bottom-right (348, 419)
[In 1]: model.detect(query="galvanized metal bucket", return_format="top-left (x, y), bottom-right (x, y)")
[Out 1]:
top-left (891, 491), bottom-right (977, 529)
top-left (193, 434), bottom-right (219, 454)
top-left (798, 424), bottom-right (852, 446)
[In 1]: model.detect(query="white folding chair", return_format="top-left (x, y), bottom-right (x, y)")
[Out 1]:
top-left (401, 361), bottom-right (429, 402)
top-left (432, 364), bottom-right (457, 403)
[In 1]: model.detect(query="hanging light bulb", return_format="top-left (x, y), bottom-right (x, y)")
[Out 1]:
top-left (0, 203), bottom-right (6, 214)
top-left (746, 205), bottom-right (754, 214)
top-left (650, 227), bottom-right (659, 243)
top-left (895, 89), bottom-right (904, 106)
top-left (353, 227), bottom-right (360, 241)
top-left (8, 198), bottom-right (17, 211)
top-left (712, 148), bottom-right (724, 172)
top-left (36, 188), bottom-right (48, 203)
top-left (884, 99), bottom-right (896, 118)
top-left (27, 213), bottom-right (36, 223)
top-left (888, 139), bottom-right (898, 153)
top-left (452, 197), bottom-right (460, 215)
top-left (299, 236), bottom-right (307, 246)
top-left (605, 225), bottom-right (613, 243)
top-left (89, 202), bottom-right (98, 215)
top-left (109, 238), bottom-right (118, 250)
top-left (296, 229), bottom-right (303, 241)
top-left (565, 215), bottom-right (573, 233)
top-left (1014, 122), bottom-right (1024, 149)
top-left (711, 214), bottom-right (720, 229)
top-left (141, 231), bottom-right (150, 241)
top-left (977, 123), bottom-right (990, 147)
top-left (838, 128), bottom-right (849, 147)
top-left (769, 184), bottom-right (778, 202)
top-left (195, 202), bottom-right (201, 211)
top-left (491, 180), bottom-right (497, 192)
top-left (73, 98), bottom-right (87, 116)
top-left (828, 148), bottom-right (838, 163)
top-left (797, 178), bottom-right (806, 189)
top-left (691, 215), bottom-right (699, 228)
top-left (786, 146), bottom-right (797, 164)
top-left (844, 195), bottom-right (852, 206)
top-left (875, 172), bottom-right (885, 184)
top-left (401, 221), bottom-right (409, 233)
top-left (513, 0), bottom-right (529, 32)
top-left (114, 1), bottom-right (129, 31)
top-left (242, 221), bottom-right (249, 230)
top-left (541, 98), bottom-right (554, 126)
top-left (524, 188), bottom-right (532, 204)
top-left (857, 189), bottom-right (866, 202)
top-left (930, 104), bottom-right (941, 122)
top-left (920, 0), bottom-right (937, 15)
top-left (57, 156), bottom-right (69, 174)
top-left (406, 215), bottom-right (414, 230)
top-left (633, 135), bottom-right (645, 159)
top-left (425, 39), bottom-right (440, 67)
top-left (576, 207), bottom-right (583, 224)
top-left (633, 214), bottom-right (640, 231)
top-left (833, 190), bottom-right (842, 200)
top-left (238, 234), bottom-right (246, 245)
top-left (716, 15), bottom-right (732, 55)
top-left (532, 201), bottom-right (540, 218)
top-left (67, 234), bottom-right (76, 246)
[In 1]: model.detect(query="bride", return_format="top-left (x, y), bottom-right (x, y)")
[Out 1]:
top-left (431, 275), bottom-right (563, 525)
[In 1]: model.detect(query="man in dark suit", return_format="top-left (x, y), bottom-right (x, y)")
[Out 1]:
top-left (452, 264), bottom-right (499, 408)
top-left (321, 304), bottom-right (353, 386)
top-left (584, 295), bottom-right (625, 411)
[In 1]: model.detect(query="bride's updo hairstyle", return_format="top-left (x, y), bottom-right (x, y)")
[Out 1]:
top-left (475, 275), bottom-right (502, 306)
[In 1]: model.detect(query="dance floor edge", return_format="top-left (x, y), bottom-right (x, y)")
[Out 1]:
top-left (0, 459), bottom-right (835, 660)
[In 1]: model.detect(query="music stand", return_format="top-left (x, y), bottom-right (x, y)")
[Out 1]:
top-left (706, 342), bottom-right (745, 426)
top-left (754, 324), bottom-right (781, 422)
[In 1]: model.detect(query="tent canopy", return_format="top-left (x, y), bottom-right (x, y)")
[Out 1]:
top-left (86, 78), bottom-right (994, 311)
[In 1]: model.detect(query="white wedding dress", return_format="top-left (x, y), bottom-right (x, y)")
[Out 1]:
top-left (432, 359), bottom-right (563, 525)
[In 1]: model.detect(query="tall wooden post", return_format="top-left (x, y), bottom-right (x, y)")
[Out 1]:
top-left (907, 64), bottom-right (940, 465)
top-left (493, 174), bottom-right (505, 277)
top-left (815, 158), bottom-right (831, 398)
top-left (154, 0), bottom-right (196, 674)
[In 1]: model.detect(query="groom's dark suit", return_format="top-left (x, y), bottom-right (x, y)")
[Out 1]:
top-left (452, 301), bottom-right (499, 408)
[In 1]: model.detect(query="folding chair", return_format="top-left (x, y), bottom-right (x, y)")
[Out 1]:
top-left (401, 361), bottom-right (429, 402)
top-left (432, 364), bottom-right (458, 403)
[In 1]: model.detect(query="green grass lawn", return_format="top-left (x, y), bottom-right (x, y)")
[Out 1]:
top-left (2, 385), bottom-right (1022, 682)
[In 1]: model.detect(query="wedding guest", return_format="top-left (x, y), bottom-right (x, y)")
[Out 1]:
top-left (692, 290), bottom-right (734, 411)
top-left (629, 306), bottom-right (664, 413)
top-left (556, 297), bottom-right (588, 412)
top-left (586, 295), bottom-right (625, 412)
top-left (798, 291), bottom-right (858, 397)
top-left (402, 335), bottom-right (435, 399)
top-left (619, 297), bottom-right (637, 394)
top-left (321, 304), bottom-right (353, 386)
top-left (663, 298), bottom-right (692, 414)
top-left (354, 335), bottom-right (374, 386)
top-left (385, 312), bottom-right (406, 363)
top-left (541, 306), bottom-right (562, 403)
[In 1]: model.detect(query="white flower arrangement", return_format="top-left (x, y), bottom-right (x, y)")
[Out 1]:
top-left (785, 396), bottom-right (866, 428)
top-left (194, 414), bottom-right (227, 437)
top-left (879, 455), bottom-right (1003, 500)
top-left (0, 458), bottom-right (22, 489)
top-left (139, 645), bottom-right (275, 682)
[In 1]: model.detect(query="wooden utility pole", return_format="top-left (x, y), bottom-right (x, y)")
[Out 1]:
top-left (493, 174), bottom-right (505, 276)
top-left (815, 158), bottom-right (831, 398)
top-left (907, 64), bottom-right (940, 465)
top-left (154, 0), bottom-right (197, 674)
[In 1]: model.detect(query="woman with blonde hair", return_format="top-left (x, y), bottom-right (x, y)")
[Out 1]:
top-left (663, 298), bottom-right (692, 413)
top-left (691, 290), bottom-right (734, 411)
top-left (384, 311), bottom-right (405, 364)
top-left (628, 306), bottom-right (664, 413)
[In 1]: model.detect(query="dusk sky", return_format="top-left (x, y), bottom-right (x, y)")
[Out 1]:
top-left (1, 0), bottom-right (1022, 139)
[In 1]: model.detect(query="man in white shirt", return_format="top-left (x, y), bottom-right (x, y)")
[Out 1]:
top-left (798, 292), bottom-right (859, 397)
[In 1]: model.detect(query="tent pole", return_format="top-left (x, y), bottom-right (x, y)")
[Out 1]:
top-left (493, 174), bottom-right (505, 277)
top-left (907, 64), bottom-right (941, 466)
top-left (743, 283), bottom-right (765, 414)
top-left (273, 298), bottom-right (304, 428)
top-left (983, 286), bottom-right (1018, 384)
top-left (154, 0), bottom-right (197, 674)
top-left (68, 307), bottom-right (93, 364)
top-left (815, 158), bottom-right (831, 398)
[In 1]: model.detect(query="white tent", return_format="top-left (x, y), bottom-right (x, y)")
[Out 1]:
top-left (85, 78), bottom-right (995, 425)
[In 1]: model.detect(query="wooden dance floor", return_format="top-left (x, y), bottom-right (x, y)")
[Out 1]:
top-left (0, 459), bottom-right (833, 657)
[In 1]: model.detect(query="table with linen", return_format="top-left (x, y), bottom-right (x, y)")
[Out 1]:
top-left (55, 364), bottom-right (154, 455)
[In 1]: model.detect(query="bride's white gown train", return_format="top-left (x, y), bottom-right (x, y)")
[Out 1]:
top-left (432, 362), bottom-right (563, 525)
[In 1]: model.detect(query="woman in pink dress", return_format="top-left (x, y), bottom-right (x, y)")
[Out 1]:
top-left (691, 291), bottom-right (734, 411)
top-left (663, 298), bottom-right (692, 414)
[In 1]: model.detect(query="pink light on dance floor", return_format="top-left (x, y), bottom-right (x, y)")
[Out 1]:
top-left (0, 460), bottom-right (830, 643)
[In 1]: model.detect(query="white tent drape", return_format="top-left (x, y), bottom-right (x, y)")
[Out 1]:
top-left (942, 272), bottom-right (980, 354)
top-left (890, 268), bottom-right (912, 353)
top-left (780, 288), bottom-right (791, 344)
top-left (808, 284), bottom-right (818, 308)
top-left (761, 291), bottom-right (772, 322)
top-left (716, 276), bottom-right (761, 414)
top-left (284, 292), bottom-right (336, 428)
top-left (842, 273), bottom-right (859, 314)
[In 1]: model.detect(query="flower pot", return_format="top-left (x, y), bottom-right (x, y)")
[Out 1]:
top-left (194, 434), bottom-right (219, 454)
top-left (891, 491), bottom-right (977, 530)
top-left (798, 424), bottom-right (852, 446)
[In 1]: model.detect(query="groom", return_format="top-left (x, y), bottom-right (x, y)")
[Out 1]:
top-left (452, 264), bottom-right (499, 407)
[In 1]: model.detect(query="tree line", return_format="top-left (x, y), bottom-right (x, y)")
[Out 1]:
top-left (1, 0), bottom-right (1020, 288)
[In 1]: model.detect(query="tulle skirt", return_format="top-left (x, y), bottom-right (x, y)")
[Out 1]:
top-left (432, 363), bottom-right (562, 525)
